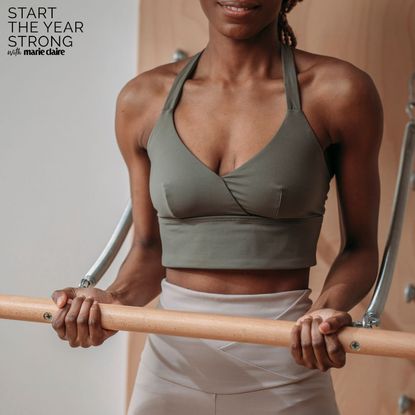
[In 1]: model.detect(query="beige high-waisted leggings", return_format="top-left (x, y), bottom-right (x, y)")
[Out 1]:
top-left (127, 277), bottom-right (341, 415)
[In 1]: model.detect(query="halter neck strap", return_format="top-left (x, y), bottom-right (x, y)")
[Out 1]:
top-left (162, 43), bottom-right (301, 112)
top-left (162, 49), bottom-right (205, 111)
top-left (281, 43), bottom-right (301, 110)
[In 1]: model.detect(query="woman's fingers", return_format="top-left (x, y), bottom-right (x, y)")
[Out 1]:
top-left (291, 315), bottom-right (346, 372)
top-left (290, 322), bottom-right (303, 364)
top-left (51, 287), bottom-right (119, 348)
top-left (319, 312), bottom-right (353, 335)
top-left (51, 303), bottom-right (71, 340)
top-left (301, 317), bottom-right (318, 369)
top-left (89, 300), bottom-right (106, 346)
top-left (311, 317), bottom-right (332, 371)
top-left (77, 297), bottom-right (95, 348)
top-left (51, 287), bottom-right (77, 308)
top-left (89, 301), bottom-right (118, 346)
top-left (324, 333), bottom-right (346, 368)
top-left (65, 295), bottom-right (86, 347)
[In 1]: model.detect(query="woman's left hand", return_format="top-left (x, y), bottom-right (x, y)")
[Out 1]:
top-left (290, 308), bottom-right (353, 372)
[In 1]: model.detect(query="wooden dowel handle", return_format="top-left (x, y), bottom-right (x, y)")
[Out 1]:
top-left (0, 294), bottom-right (414, 360)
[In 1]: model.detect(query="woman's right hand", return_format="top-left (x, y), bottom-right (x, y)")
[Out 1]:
top-left (50, 286), bottom-right (120, 348)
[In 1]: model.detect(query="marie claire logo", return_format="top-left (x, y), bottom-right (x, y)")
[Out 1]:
top-left (7, 6), bottom-right (85, 56)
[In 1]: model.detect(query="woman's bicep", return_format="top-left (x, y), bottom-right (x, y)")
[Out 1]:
top-left (115, 79), bottom-right (162, 250)
top-left (328, 67), bottom-right (384, 252)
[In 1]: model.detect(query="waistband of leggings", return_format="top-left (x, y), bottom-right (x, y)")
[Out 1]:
top-left (158, 277), bottom-right (313, 320)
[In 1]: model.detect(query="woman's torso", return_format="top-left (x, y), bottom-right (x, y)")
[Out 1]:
top-left (140, 45), bottom-right (335, 294)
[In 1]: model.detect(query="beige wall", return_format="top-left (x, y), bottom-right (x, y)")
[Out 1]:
top-left (127, 1), bottom-right (415, 413)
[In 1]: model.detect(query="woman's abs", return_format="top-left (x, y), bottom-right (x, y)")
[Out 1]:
top-left (165, 267), bottom-right (310, 294)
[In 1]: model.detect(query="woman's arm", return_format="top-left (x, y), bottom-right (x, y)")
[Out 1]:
top-left (105, 241), bottom-right (165, 307)
top-left (105, 73), bottom-right (166, 307)
top-left (49, 72), bottom-right (166, 348)
top-left (291, 60), bottom-right (384, 371)
top-left (309, 63), bottom-right (383, 313)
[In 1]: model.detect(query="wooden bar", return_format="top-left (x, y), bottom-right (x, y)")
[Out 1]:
top-left (1, 294), bottom-right (414, 360)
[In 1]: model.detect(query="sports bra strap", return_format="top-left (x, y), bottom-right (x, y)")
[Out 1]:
top-left (162, 50), bottom-right (205, 111)
top-left (281, 43), bottom-right (301, 110)
top-left (163, 44), bottom-right (301, 112)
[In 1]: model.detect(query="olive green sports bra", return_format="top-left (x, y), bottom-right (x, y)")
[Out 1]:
top-left (146, 43), bottom-right (334, 269)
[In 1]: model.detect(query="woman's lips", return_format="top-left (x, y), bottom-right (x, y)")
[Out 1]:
top-left (218, 2), bottom-right (260, 18)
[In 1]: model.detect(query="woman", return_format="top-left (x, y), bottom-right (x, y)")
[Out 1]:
top-left (51, 0), bottom-right (383, 414)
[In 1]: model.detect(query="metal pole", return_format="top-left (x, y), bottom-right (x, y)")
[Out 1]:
top-left (354, 72), bottom-right (415, 328)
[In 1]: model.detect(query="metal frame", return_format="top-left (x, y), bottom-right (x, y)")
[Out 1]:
top-left (79, 50), bottom-right (415, 332)
top-left (79, 201), bottom-right (132, 288)
top-left (353, 72), bottom-right (415, 328)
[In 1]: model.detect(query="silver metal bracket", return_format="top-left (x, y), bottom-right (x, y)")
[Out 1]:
top-left (172, 49), bottom-right (188, 62)
top-left (352, 311), bottom-right (380, 328)
top-left (79, 278), bottom-right (93, 288)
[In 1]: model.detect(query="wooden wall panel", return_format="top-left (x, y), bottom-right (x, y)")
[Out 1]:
top-left (127, 1), bottom-right (415, 413)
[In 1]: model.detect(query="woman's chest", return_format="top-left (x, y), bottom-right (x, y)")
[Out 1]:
top-left (147, 109), bottom-right (332, 221)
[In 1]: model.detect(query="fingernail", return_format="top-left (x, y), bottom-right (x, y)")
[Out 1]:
top-left (57, 297), bottom-right (63, 307)
top-left (321, 322), bottom-right (330, 330)
top-left (93, 300), bottom-right (98, 305)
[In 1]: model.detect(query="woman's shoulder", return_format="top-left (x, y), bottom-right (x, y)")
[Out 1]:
top-left (294, 47), bottom-right (382, 145)
top-left (115, 56), bottom-right (194, 148)
top-left (118, 57), bottom-right (193, 112)
top-left (294, 46), bottom-right (376, 97)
